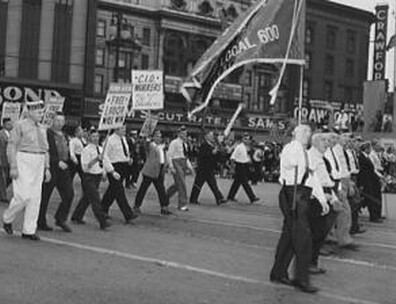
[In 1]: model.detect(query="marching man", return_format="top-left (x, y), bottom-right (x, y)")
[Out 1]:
top-left (2, 100), bottom-right (51, 241)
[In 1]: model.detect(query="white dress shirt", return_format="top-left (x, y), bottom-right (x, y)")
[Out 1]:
top-left (104, 133), bottom-right (130, 164)
top-left (167, 137), bottom-right (186, 160)
top-left (369, 150), bottom-right (384, 177)
top-left (81, 143), bottom-right (113, 174)
top-left (230, 142), bottom-right (250, 163)
top-left (345, 148), bottom-right (359, 174)
top-left (69, 137), bottom-right (85, 163)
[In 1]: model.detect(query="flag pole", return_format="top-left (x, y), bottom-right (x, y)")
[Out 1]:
top-left (298, 64), bottom-right (304, 124)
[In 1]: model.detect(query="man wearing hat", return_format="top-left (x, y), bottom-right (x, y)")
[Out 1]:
top-left (226, 133), bottom-right (259, 204)
top-left (166, 125), bottom-right (194, 211)
top-left (0, 118), bottom-right (13, 203)
top-left (2, 100), bottom-right (51, 241)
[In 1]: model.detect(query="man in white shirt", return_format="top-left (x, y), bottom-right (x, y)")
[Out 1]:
top-left (101, 125), bottom-right (137, 224)
top-left (71, 129), bottom-right (112, 229)
top-left (166, 126), bottom-right (194, 211)
top-left (270, 125), bottom-right (326, 293)
top-left (324, 133), bottom-right (355, 249)
top-left (308, 133), bottom-right (339, 274)
top-left (226, 134), bottom-right (259, 204)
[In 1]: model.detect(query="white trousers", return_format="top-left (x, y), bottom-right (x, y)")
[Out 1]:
top-left (3, 152), bottom-right (45, 234)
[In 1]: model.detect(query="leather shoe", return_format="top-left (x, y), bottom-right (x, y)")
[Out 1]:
top-left (350, 228), bottom-right (366, 235)
top-left (71, 219), bottom-right (86, 225)
top-left (292, 281), bottom-right (319, 293)
top-left (270, 276), bottom-right (292, 286)
top-left (250, 197), bottom-right (260, 203)
top-left (177, 206), bottom-right (189, 211)
top-left (37, 224), bottom-right (54, 231)
top-left (55, 222), bottom-right (72, 233)
top-left (216, 198), bottom-right (227, 205)
top-left (100, 220), bottom-right (111, 230)
top-left (21, 233), bottom-right (40, 241)
top-left (370, 218), bottom-right (384, 223)
top-left (160, 208), bottom-right (173, 215)
top-left (189, 201), bottom-right (201, 205)
top-left (339, 243), bottom-right (359, 251)
top-left (309, 266), bottom-right (326, 275)
top-left (3, 222), bottom-right (13, 235)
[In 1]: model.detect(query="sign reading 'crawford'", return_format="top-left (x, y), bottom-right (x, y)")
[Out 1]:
top-left (373, 4), bottom-right (388, 81)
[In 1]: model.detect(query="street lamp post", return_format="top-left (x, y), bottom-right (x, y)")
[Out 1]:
top-left (108, 12), bottom-right (141, 82)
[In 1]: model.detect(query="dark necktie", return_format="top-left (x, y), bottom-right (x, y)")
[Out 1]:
top-left (330, 148), bottom-right (340, 171)
top-left (343, 149), bottom-right (351, 172)
top-left (96, 146), bottom-right (103, 168)
top-left (121, 137), bottom-right (128, 158)
top-left (352, 150), bottom-right (359, 170)
top-left (323, 157), bottom-right (332, 175)
top-left (183, 143), bottom-right (187, 158)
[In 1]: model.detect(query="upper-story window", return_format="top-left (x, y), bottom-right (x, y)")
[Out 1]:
top-left (305, 52), bottom-right (311, 70)
top-left (346, 59), bottom-right (354, 77)
top-left (198, 1), bottom-right (214, 16)
top-left (325, 54), bottom-right (334, 75)
top-left (226, 5), bottom-right (238, 21)
top-left (170, 0), bottom-right (187, 10)
top-left (326, 26), bottom-right (337, 50)
top-left (346, 30), bottom-right (357, 54)
top-left (306, 24), bottom-right (314, 45)
top-left (97, 20), bottom-right (106, 37)
top-left (142, 27), bottom-right (151, 46)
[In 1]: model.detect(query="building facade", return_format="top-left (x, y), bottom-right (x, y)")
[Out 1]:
top-left (0, 0), bottom-right (96, 121)
top-left (0, 0), bottom-right (374, 135)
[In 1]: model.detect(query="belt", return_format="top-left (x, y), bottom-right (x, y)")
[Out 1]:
top-left (19, 150), bottom-right (45, 155)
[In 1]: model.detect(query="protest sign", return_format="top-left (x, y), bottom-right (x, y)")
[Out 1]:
top-left (42, 96), bottom-right (65, 127)
top-left (132, 70), bottom-right (163, 110)
top-left (1, 102), bottom-right (21, 124)
top-left (139, 115), bottom-right (158, 137)
top-left (98, 83), bottom-right (131, 131)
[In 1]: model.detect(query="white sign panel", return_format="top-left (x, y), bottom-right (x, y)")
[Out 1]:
top-left (132, 70), bottom-right (163, 110)
top-left (42, 96), bottom-right (65, 127)
top-left (98, 83), bottom-right (131, 131)
top-left (1, 102), bottom-right (21, 124)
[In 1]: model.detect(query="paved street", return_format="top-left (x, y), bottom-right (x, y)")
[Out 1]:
top-left (1, 175), bottom-right (395, 304)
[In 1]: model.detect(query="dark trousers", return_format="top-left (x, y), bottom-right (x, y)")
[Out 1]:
top-left (72, 173), bottom-right (107, 225)
top-left (270, 186), bottom-right (312, 284)
top-left (126, 161), bottom-right (140, 186)
top-left (69, 155), bottom-right (83, 181)
top-left (251, 162), bottom-right (262, 184)
top-left (309, 207), bottom-right (337, 266)
top-left (227, 163), bottom-right (256, 202)
top-left (134, 171), bottom-right (168, 209)
top-left (190, 169), bottom-right (224, 204)
top-left (101, 162), bottom-right (134, 221)
top-left (38, 167), bottom-right (74, 226)
top-left (0, 166), bottom-right (10, 201)
top-left (362, 183), bottom-right (382, 221)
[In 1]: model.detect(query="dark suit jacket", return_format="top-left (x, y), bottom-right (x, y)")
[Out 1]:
top-left (357, 152), bottom-right (379, 189)
top-left (141, 141), bottom-right (164, 179)
top-left (0, 129), bottom-right (9, 167)
top-left (197, 141), bottom-right (219, 173)
top-left (47, 128), bottom-right (70, 169)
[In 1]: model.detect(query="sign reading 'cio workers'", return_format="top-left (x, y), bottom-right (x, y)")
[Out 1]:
top-left (373, 4), bottom-right (388, 81)
top-left (131, 70), bottom-right (164, 110)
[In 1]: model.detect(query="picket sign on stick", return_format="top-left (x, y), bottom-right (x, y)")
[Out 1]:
top-left (98, 83), bottom-right (132, 131)
top-left (42, 96), bottom-right (65, 127)
top-left (1, 102), bottom-right (21, 124)
top-left (139, 110), bottom-right (158, 137)
top-left (224, 103), bottom-right (245, 137)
